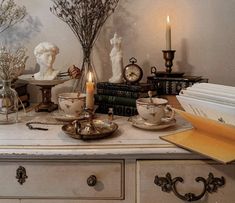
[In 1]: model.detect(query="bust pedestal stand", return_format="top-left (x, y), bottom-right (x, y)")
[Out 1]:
top-left (35, 84), bottom-right (58, 112)
top-left (18, 74), bottom-right (68, 112)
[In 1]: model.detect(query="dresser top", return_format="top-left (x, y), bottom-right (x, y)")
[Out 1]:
top-left (0, 112), bottom-right (197, 159)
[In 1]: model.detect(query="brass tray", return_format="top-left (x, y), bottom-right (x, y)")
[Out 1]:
top-left (62, 119), bottom-right (118, 140)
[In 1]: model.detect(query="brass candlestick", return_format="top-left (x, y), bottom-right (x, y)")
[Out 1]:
top-left (163, 50), bottom-right (176, 74)
top-left (150, 50), bottom-right (184, 77)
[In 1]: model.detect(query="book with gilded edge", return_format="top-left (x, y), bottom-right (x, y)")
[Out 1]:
top-left (96, 103), bottom-right (137, 117)
top-left (97, 82), bottom-right (155, 92)
top-left (97, 89), bottom-right (157, 99)
top-left (95, 94), bottom-right (136, 107)
top-left (147, 76), bottom-right (208, 95)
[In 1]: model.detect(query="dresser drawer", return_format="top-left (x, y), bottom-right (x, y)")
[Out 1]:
top-left (0, 160), bottom-right (124, 200)
top-left (137, 160), bottom-right (235, 203)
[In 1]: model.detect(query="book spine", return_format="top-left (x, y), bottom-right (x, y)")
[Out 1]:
top-left (97, 89), bottom-right (154, 98)
top-left (96, 103), bottom-right (137, 117)
top-left (148, 78), bottom-right (207, 95)
top-left (95, 94), bottom-right (136, 107)
top-left (147, 76), bottom-right (202, 82)
top-left (97, 82), bottom-right (154, 92)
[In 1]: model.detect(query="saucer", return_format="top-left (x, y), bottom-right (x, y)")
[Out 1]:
top-left (130, 115), bottom-right (176, 130)
top-left (52, 112), bottom-right (85, 122)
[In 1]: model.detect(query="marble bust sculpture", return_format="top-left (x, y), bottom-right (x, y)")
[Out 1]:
top-left (109, 33), bottom-right (124, 83)
top-left (34, 42), bottom-right (60, 80)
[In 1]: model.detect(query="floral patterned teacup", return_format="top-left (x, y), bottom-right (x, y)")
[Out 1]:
top-left (136, 98), bottom-right (175, 125)
top-left (58, 93), bottom-right (85, 117)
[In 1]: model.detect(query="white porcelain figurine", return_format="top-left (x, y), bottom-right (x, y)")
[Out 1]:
top-left (34, 42), bottom-right (60, 80)
top-left (109, 33), bottom-right (124, 83)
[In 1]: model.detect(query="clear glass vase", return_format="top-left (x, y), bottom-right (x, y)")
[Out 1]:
top-left (73, 53), bottom-right (97, 93)
top-left (0, 80), bottom-right (18, 124)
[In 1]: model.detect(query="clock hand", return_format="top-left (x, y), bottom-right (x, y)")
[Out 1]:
top-left (129, 72), bottom-right (137, 77)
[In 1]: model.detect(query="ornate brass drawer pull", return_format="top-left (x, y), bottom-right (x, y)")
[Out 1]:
top-left (16, 166), bottom-right (28, 185)
top-left (87, 175), bottom-right (97, 187)
top-left (154, 172), bottom-right (225, 202)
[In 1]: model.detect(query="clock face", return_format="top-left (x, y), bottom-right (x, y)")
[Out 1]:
top-left (123, 64), bottom-right (143, 83)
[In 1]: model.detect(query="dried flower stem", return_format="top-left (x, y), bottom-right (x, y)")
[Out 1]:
top-left (0, 47), bottom-right (28, 80)
top-left (0, 0), bottom-right (27, 33)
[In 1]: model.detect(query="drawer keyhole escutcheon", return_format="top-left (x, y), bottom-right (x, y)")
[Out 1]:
top-left (16, 166), bottom-right (28, 185)
top-left (154, 172), bottom-right (225, 202)
top-left (87, 175), bottom-right (97, 187)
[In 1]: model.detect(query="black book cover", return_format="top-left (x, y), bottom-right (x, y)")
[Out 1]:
top-left (95, 94), bottom-right (136, 107)
top-left (147, 76), bottom-right (207, 95)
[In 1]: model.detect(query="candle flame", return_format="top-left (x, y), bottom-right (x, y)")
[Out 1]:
top-left (167, 16), bottom-right (170, 24)
top-left (88, 71), bottom-right (92, 82)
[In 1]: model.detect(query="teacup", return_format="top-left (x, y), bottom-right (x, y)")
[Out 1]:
top-left (58, 92), bottom-right (86, 117)
top-left (136, 98), bottom-right (175, 125)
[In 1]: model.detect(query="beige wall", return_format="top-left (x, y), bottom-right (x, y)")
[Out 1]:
top-left (1, 0), bottom-right (234, 101)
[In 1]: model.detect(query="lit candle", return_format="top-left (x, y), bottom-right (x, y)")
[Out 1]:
top-left (166, 15), bottom-right (171, 50)
top-left (86, 71), bottom-right (94, 110)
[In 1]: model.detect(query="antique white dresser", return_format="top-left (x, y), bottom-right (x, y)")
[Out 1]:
top-left (0, 113), bottom-right (234, 203)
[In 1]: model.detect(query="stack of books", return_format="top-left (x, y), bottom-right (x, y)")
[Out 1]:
top-left (15, 83), bottom-right (30, 110)
top-left (147, 75), bottom-right (208, 95)
top-left (95, 82), bottom-right (156, 116)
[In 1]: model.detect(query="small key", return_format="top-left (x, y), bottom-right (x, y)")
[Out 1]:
top-left (26, 123), bottom-right (48, 131)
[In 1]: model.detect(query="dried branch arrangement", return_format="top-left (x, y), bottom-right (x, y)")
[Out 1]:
top-left (0, 0), bottom-right (27, 33)
top-left (0, 47), bottom-right (28, 80)
top-left (50, 0), bottom-right (119, 59)
top-left (50, 0), bottom-right (119, 90)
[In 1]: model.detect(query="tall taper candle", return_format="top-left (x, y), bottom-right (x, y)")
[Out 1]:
top-left (86, 71), bottom-right (94, 110)
top-left (166, 16), bottom-right (171, 50)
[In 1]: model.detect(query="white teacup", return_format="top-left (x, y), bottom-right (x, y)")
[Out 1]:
top-left (58, 92), bottom-right (86, 117)
top-left (136, 98), bottom-right (175, 125)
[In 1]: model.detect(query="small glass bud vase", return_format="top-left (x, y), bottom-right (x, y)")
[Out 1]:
top-left (0, 80), bottom-right (18, 124)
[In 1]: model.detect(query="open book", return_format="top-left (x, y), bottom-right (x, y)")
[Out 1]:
top-left (161, 109), bottom-right (235, 164)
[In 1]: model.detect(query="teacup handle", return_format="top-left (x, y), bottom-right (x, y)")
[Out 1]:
top-left (161, 105), bottom-right (175, 123)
